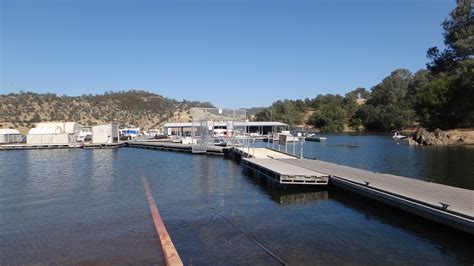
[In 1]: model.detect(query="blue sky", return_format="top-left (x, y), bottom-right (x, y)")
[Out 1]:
top-left (1, 0), bottom-right (454, 108)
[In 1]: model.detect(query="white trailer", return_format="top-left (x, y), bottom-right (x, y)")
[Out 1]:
top-left (92, 123), bottom-right (119, 144)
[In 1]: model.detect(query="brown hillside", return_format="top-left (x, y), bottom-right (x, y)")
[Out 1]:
top-left (0, 90), bottom-right (213, 131)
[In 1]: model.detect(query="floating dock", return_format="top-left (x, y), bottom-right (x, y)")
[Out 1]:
top-left (277, 157), bottom-right (474, 234)
top-left (126, 141), bottom-right (231, 155)
top-left (83, 143), bottom-right (124, 149)
top-left (234, 147), bottom-right (473, 234)
top-left (0, 143), bottom-right (83, 150)
top-left (235, 147), bottom-right (330, 185)
top-left (0, 143), bottom-right (124, 150)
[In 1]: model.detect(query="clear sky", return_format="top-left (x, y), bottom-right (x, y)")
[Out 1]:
top-left (1, 0), bottom-right (454, 108)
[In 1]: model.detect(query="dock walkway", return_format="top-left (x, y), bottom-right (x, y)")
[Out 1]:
top-left (234, 146), bottom-right (296, 159)
top-left (235, 147), bottom-right (330, 185)
top-left (126, 141), bottom-right (230, 155)
top-left (278, 157), bottom-right (473, 234)
top-left (278, 158), bottom-right (473, 219)
top-left (234, 147), bottom-right (473, 234)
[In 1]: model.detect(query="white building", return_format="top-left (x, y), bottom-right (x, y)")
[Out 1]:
top-left (27, 122), bottom-right (82, 145)
top-left (163, 121), bottom-right (288, 136)
top-left (92, 123), bottom-right (119, 144)
top-left (0, 129), bottom-right (22, 144)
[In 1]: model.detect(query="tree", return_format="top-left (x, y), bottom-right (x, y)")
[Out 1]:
top-left (417, 0), bottom-right (474, 128)
top-left (355, 69), bottom-right (416, 131)
top-left (367, 69), bottom-right (413, 106)
top-left (254, 100), bottom-right (304, 128)
top-left (344, 87), bottom-right (370, 101)
top-left (308, 94), bottom-right (347, 132)
top-left (427, 0), bottom-right (473, 73)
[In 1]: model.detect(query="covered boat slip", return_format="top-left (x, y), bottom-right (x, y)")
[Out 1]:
top-left (26, 133), bottom-right (76, 145)
top-left (0, 129), bottom-right (22, 143)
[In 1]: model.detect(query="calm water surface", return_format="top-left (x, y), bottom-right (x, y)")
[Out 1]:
top-left (1, 135), bottom-right (473, 265)
top-left (265, 133), bottom-right (474, 189)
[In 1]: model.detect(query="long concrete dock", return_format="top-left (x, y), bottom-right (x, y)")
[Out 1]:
top-left (0, 143), bottom-right (124, 150)
top-left (234, 147), bottom-right (473, 234)
top-left (278, 157), bottom-right (474, 234)
top-left (126, 141), bottom-right (231, 155)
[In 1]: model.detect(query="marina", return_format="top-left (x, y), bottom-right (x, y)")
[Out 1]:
top-left (1, 130), bottom-right (473, 235)
top-left (1, 146), bottom-right (472, 265)
top-left (2, 0), bottom-right (473, 264)
top-left (0, 110), bottom-right (473, 264)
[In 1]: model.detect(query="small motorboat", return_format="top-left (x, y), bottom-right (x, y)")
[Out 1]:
top-left (392, 131), bottom-right (407, 139)
top-left (306, 136), bottom-right (327, 142)
top-left (279, 131), bottom-right (300, 142)
top-left (214, 138), bottom-right (228, 147)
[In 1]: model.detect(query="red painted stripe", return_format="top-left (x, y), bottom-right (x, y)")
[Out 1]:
top-left (141, 175), bottom-right (183, 266)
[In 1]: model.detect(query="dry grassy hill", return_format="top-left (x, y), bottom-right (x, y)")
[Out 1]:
top-left (0, 90), bottom-right (213, 134)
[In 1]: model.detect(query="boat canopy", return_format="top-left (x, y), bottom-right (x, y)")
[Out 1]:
top-left (28, 127), bottom-right (63, 135)
top-left (0, 129), bottom-right (20, 135)
top-left (34, 122), bottom-right (82, 134)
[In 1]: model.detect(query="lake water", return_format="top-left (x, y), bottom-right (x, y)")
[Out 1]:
top-left (1, 134), bottom-right (473, 265)
top-left (264, 133), bottom-right (474, 190)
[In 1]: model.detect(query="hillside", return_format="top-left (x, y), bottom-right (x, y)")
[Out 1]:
top-left (0, 90), bottom-right (213, 134)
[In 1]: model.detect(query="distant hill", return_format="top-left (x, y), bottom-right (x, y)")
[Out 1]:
top-left (0, 90), bottom-right (213, 133)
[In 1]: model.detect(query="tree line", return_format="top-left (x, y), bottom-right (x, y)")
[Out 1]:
top-left (255, 0), bottom-right (473, 132)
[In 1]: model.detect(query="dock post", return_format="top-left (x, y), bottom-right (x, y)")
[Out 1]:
top-left (247, 138), bottom-right (251, 157)
top-left (252, 138), bottom-right (255, 157)
top-left (300, 139), bottom-right (304, 159)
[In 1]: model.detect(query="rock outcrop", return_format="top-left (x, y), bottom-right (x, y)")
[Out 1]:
top-left (408, 128), bottom-right (474, 146)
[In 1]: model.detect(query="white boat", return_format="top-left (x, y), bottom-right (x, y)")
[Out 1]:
top-left (277, 131), bottom-right (299, 143)
top-left (392, 131), bottom-right (407, 139)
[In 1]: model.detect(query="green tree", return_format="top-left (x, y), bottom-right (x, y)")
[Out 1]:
top-left (427, 0), bottom-right (473, 73)
top-left (416, 0), bottom-right (474, 128)
top-left (309, 103), bottom-right (347, 132)
top-left (254, 100), bottom-right (304, 128)
top-left (368, 69), bottom-right (413, 106)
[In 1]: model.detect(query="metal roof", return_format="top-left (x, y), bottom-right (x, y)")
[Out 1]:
top-left (164, 121), bottom-right (287, 128)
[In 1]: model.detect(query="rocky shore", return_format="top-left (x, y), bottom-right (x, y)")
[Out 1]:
top-left (408, 128), bottom-right (474, 146)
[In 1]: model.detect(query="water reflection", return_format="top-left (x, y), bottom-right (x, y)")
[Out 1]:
top-left (25, 150), bottom-right (85, 201)
top-left (268, 189), bottom-right (329, 205)
top-left (90, 149), bottom-right (117, 193)
top-left (1, 148), bottom-right (473, 265)
top-left (329, 188), bottom-right (474, 265)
